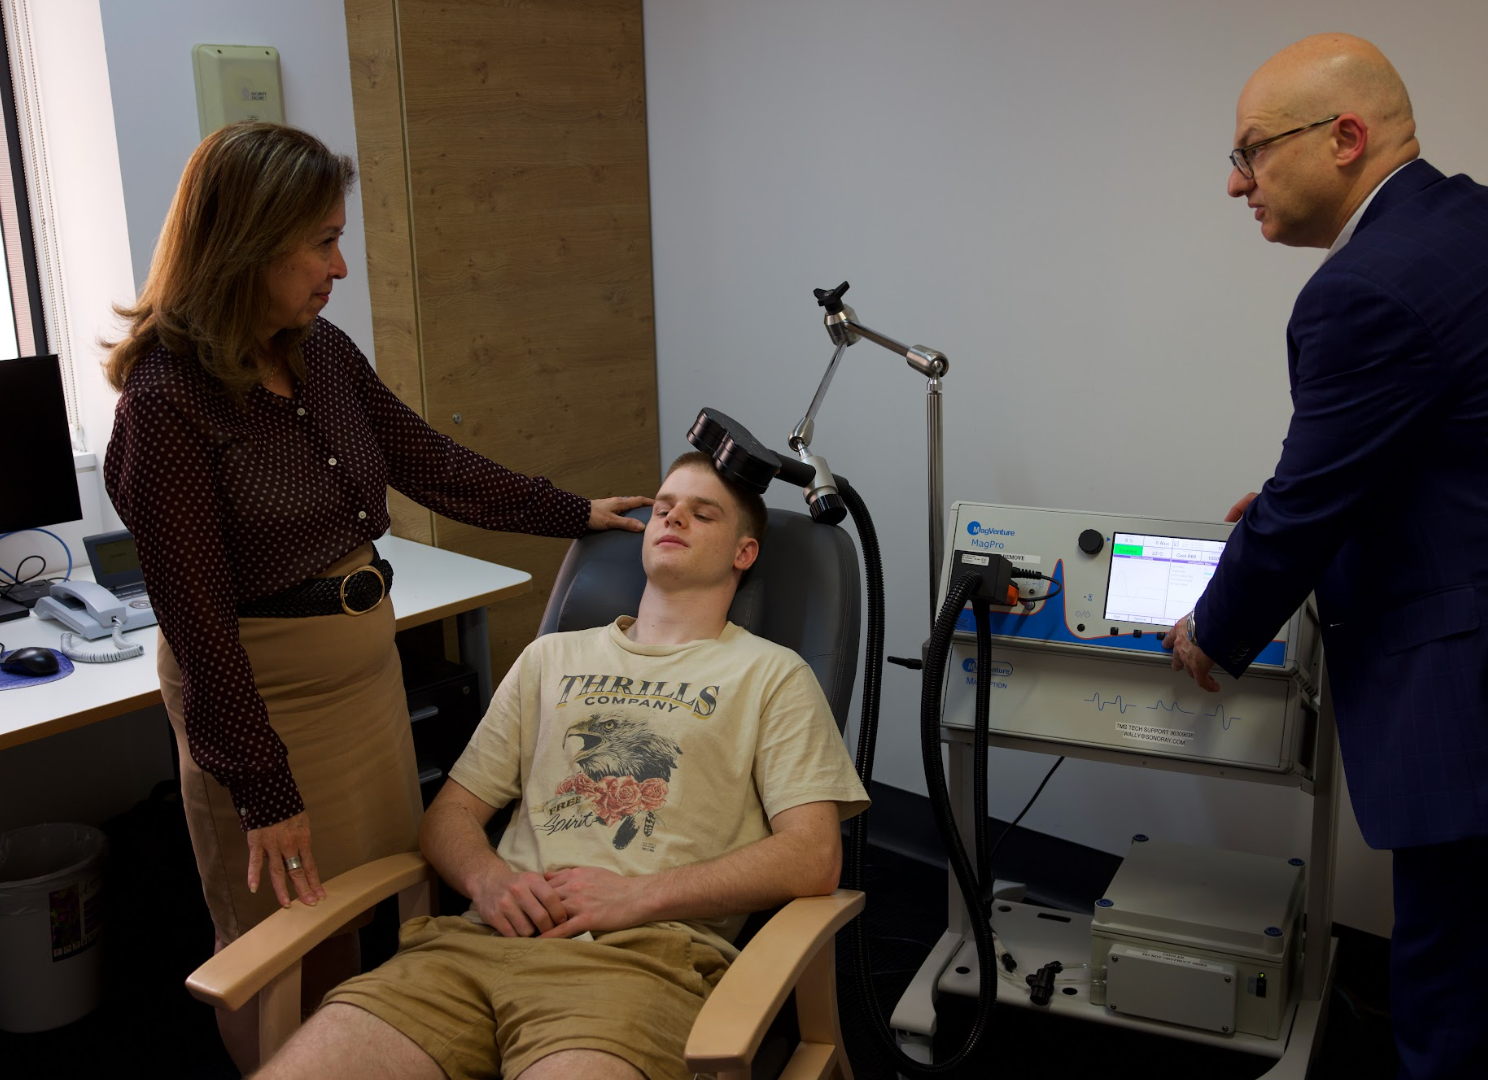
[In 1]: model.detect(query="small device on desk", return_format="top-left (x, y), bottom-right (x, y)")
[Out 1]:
top-left (36, 581), bottom-right (156, 638)
top-left (1, 646), bottom-right (60, 676)
top-left (34, 531), bottom-right (157, 639)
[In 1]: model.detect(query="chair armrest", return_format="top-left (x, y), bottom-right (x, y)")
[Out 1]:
top-left (185, 852), bottom-right (436, 1012)
top-left (685, 889), bottom-right (865, 1073)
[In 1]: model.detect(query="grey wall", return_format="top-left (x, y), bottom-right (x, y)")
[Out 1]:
top-left (642, 0), bottom-right (1487, 927)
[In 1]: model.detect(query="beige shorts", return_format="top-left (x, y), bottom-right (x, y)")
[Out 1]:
top-left (326, 916), bottom-right (730, 1080)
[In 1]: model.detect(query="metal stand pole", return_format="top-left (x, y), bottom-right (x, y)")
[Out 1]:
top-left (926, 377), bottom-right (944, 633)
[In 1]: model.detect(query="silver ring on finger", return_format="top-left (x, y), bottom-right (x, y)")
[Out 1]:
top-left (284, 855), bottom-right (304, 871)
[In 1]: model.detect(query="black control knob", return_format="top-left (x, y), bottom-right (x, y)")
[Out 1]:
top-left (1078, 528), bottom-right (1105, 555)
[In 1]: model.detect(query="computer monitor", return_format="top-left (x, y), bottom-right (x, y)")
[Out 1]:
top-left (0, 354), bottom-right (83, 532)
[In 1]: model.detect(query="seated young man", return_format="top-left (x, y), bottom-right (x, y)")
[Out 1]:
top-left (256, 452), bottom-right (870, 1080)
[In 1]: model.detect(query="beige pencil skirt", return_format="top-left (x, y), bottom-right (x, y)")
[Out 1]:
top-left (158, 544), bottom-right (424, 944)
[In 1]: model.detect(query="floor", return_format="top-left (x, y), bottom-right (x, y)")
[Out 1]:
top-left (0, 787), bottom-right (1397, 1079)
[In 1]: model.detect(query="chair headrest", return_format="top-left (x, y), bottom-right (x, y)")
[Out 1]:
top-left (538, 506), bottom-right (861, 730)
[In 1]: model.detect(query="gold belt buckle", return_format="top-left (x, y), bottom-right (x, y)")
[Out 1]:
top-left (339, 564), bottom-right (387, 617)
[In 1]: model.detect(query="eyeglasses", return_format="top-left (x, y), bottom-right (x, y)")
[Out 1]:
top-left (1229, 116), bottom-right (1340, 179)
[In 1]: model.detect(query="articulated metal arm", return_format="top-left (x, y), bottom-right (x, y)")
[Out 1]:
top-left (796, 281), bottom-right (950, 630)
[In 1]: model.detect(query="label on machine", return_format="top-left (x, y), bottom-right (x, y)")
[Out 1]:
top-left (941, 503), bottom-right (1321, 776)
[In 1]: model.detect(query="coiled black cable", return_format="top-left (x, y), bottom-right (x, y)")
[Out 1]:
top-left (839, 479), bottom-right (997, 1075)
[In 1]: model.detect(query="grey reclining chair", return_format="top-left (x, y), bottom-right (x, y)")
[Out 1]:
top-left (187, 506), bottom-right (866, 1080)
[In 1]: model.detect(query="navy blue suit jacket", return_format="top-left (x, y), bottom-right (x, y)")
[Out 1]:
top-left (1195, 159), bottom-right (1488, 850)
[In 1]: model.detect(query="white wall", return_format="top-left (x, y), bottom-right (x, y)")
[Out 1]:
top-left (98, 0), bottom-right (374, 365)
top-left (643, 0), bottom-right (1485, 932)
top-left (0, 0), bottom-right (374, 578)
top-left (0, 0), bottom-right (368, 834)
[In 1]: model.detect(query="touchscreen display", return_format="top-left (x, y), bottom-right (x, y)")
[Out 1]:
top-left (1104, 532), bottom-right (1225, 625)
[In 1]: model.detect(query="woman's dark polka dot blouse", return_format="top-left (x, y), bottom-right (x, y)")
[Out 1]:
top-left (104, 319), bottom-right (589, 829)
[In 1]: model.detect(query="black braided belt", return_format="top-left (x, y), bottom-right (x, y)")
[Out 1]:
top-left (237, 548), bottom-right (394, 619)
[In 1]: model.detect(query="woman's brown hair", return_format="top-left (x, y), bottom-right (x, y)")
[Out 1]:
top-left (104, 122), bottom-right (355, 400)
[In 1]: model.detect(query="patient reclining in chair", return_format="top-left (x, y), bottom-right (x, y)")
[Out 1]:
top-left (256, 453), bottom-right (869, 1080)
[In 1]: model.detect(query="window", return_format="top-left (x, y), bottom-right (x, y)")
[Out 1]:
top-left (0, 5), bottom-right (44, 360)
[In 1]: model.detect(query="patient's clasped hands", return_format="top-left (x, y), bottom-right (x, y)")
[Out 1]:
top-left (476, 864), bottom-right (650, 939)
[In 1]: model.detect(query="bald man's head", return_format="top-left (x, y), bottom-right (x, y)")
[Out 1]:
top-left (1246, 34), bottom-right (1416, 150)
top-left (1230, 34), bottom-right (1420, 247)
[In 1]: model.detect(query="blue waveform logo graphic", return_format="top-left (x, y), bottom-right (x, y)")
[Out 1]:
top-left (1086, 694), bottom-right (1242, 731)
top-left (1084, 693), bottom-right (1208, 718)
top-left (1204, 704), bottom-right (1241, 731)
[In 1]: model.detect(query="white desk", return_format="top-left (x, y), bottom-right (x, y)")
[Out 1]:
top-left (0, 535), bottom-right (530, 750)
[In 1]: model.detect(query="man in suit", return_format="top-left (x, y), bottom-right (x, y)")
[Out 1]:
top-left (1164, 33), bottom-right (1488, 1079)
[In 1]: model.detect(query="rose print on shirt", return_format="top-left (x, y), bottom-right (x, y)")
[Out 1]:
top-left (560, 714), bottom-right (680, 849)
top-left (556, 774), bottom-right (669, 823)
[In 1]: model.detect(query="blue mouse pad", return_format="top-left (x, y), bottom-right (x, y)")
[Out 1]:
top-left (0, 648), bottom-right (75, 691)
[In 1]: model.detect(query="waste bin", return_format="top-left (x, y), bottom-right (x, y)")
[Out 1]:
top-left (0, 823), bottom-right (108, 1032)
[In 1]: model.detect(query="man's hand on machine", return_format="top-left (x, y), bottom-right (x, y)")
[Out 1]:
top-left (1225, 491), bottom-right (1259, 523)
top-left (1163, 616), bottom-right (1222, 693)
top-left (1161, 490), bottom-right (1254, 692)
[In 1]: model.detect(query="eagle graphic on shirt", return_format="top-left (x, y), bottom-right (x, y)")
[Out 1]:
top-left (556, 713), bottom-right (682, 850)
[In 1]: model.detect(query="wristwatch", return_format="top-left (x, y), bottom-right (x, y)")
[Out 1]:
top-left (1185, 610), bottom-right (1197, 644)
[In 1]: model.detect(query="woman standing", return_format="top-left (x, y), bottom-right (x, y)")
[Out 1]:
top-left (102, 122), bottom-right (646, 1068)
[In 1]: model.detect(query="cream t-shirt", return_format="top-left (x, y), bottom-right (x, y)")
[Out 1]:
top-left (447, 617), bottom-right (870, 956)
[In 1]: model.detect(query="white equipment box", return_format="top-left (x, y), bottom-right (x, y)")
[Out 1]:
top-left (1090, 837), bottom-right (1305, 1039)
top-left (941, 503), bottom-right (1322, 777)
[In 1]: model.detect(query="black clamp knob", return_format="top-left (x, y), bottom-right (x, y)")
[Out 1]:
top-left (813, 281), bottom-right (850, 315)
top-left (1078, 528), bottom-right (1105, 555)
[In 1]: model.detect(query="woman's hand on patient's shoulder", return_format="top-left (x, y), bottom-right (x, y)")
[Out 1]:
top-left (476, 868), bottom-right (569, 937)
top-left (588, 495), bottom-right (652, 532)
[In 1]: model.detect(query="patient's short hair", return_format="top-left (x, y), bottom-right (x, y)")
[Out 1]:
top-left (664, 452), bottom-right (768, 543)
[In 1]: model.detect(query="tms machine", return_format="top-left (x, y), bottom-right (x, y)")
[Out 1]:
top-left (896, 502), bottom-right (1339, 1076)
top-left (694, 283), bottom-right (1339, 1078)
top-left (690, 284), bottom-right (1345, 1077)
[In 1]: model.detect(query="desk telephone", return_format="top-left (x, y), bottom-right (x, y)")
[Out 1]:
top-left (35, 580), bottom-right (157, 639)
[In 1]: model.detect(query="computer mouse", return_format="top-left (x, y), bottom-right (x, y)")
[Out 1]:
top-left (1, 646), bottom-right (60, 677)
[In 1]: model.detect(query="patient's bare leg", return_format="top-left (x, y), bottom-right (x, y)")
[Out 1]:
top-left (516, 1049), bottom-right (646, 1080)
top-left (251, 1002), bottom-right (444, 1080)
top-left (214, 929), bottom-right (360, 1074)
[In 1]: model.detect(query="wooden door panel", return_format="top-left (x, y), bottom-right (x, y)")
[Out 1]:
top-left (346, 0), bottom-right (660, 679)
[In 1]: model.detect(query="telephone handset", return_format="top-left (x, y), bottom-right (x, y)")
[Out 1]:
top-left (34, 581), bottom-right (158, 639)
